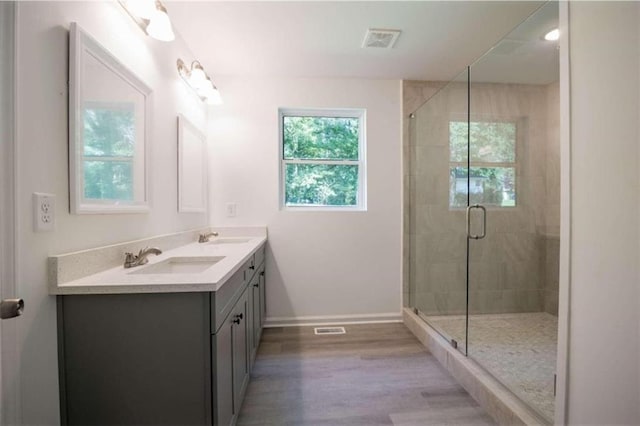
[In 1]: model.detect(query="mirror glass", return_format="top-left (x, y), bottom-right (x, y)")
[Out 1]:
top-left (178, 115), bottom-right (208, 213)
top-left (69, 22), bottom-right (151, 214)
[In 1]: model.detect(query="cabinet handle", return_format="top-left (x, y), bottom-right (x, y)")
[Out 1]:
top-left (237, 313), bottom-right (244, 320)
top-left (253, 283), bottom-right (259, 288)
top-left (260, 271), bottom-right (265, 277)
top-left (233, 318), bottom-right (241, 325)
top-left (249, 265), bottom-right (255, 270)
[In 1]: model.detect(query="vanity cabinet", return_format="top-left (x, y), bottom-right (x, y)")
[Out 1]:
top-left (57, 244), bottom-right (266, 426)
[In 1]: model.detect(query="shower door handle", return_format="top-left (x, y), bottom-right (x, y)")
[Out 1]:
top-left (466, 204), bottom-right (486, 240)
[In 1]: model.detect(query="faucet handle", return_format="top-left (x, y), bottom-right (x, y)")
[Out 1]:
top-left (124, 252), bottom-right (136, 268)
top-left (198, 232), bottom-right (219, 243)
top-left (124, 247), bottom-right (160, 268)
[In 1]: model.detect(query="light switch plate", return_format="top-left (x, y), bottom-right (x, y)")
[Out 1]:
top-left (225, 202), bottom-right (237, 217)
top-left (33, 192), bottom-right (55, 232)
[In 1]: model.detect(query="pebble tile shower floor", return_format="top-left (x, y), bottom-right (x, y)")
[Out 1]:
top-left (425, 312), bottom-right (558, 422)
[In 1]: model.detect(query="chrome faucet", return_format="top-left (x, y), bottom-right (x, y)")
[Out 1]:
top-left (198, 231), bottom-right (219, 243)
top-left (124, 247), bottom-right (162, 268)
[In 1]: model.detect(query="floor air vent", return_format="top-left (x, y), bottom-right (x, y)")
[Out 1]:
top-left (314, 326), bottom-right (346, 335)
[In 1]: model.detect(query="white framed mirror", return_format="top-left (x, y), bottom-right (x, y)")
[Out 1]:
top-left (69, 22), bottom-right (152, 214)
top-left (177, 115), bottom-right (208, 213)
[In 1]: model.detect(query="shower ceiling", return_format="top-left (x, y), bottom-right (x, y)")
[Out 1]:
top-left (167, 1), bottom-right (545, 81)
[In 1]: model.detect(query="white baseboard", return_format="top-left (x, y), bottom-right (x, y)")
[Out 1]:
top-left (264, 312), bottom-right (403, 328)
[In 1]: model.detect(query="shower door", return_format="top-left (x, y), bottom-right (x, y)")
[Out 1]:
top-left (408, 1), bottom-right (560, 422)
top-left (465, 2), bottom-right (560, 422)
top-left (408, 69), bottom-right (470, 355)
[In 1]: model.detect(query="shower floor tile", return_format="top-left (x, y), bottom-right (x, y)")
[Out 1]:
top-left (425, 312), bottom-right (558, 423)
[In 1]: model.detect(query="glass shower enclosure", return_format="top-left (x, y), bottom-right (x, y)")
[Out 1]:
top-left (407, 2), bottom-right (560, 422)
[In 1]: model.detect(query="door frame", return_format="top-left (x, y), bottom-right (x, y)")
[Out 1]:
top-left (0, 2), bottom-right (21, 424)
top-left (554, 1), bottom-right (571, 424)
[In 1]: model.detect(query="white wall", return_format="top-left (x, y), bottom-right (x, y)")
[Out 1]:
top-left (208, 77), bottom-right (402, 323)
top-left (567, 2), bottom-right (640, 423)
top-left (15, 2), bottom-right (208, 423)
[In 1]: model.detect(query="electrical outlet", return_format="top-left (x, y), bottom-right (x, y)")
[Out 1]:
top-left (226, 202), bottom-right (237, 217)
top-left (33, 193), bottom-right (55, 232)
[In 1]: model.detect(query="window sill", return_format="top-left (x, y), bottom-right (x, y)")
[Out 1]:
top-left (281, 205), bottom-right (367, 212)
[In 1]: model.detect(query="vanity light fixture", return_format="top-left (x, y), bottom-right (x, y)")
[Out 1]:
top-left (543, 28), bottom-right (559, 41)
top-left (123, 0), bottom-right (155, 19)
top-left (177, 59), bottom-right (223, 105)
top-left (119, 0), bottom-right (175, 42)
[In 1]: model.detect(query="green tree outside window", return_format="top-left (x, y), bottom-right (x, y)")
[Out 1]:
top-left (83, 104), bottom-right (135, 201)
top-left (282, 113), bottom-right (364, 208)
top-left (449, 121), bottom-right (517, 208)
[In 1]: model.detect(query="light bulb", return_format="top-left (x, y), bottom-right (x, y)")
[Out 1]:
top-left (146, 3), bottom-right (175, 42)
top-left (125, 0), bottom-right (156, 19)
top-left (189, 62), bottom-right (207, 90)
top-left (205, 88), bottom-right (223, 105)
top-left (544, 28), bottom-right (559, 41)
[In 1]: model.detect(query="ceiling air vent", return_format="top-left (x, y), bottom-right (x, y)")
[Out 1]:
top-left (488, 39), bottom-right (527, 56)
top-left (362, 28), bottom-right (401, 49)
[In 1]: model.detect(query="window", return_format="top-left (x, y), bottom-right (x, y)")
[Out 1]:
top-left (449, 120), bottom-right (517, 208)
top-left (280, 109), bottom-right (366, 209)
top-left (82, 103), bottom-right (137, 201)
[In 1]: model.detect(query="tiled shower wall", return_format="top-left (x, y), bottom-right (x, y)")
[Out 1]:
top-left (403, 80), bottom-right (560, 316)
top-left (402, 81), bottom-right (446, 311)
top-left (543, 82), bottom-right (560, 315)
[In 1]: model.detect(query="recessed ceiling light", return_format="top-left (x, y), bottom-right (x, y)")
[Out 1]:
top-left (544, 28), bottom-right (559, 41)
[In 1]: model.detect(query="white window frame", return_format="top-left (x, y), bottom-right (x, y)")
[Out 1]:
top-left (279, 108), bottom-right (367, 211)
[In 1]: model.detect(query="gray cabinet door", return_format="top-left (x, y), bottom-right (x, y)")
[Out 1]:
top-left (214, 315), bottom-right (233, 426)
top-left (251, 275), bottom-right (260, 357)
top-left (58, 293), bottom-right (211, 426)
top-left (259, 267), bottom-right (266, 329)
top-left (231, 289), bottom-right (250, 414)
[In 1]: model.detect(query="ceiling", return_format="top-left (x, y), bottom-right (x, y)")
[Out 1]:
top-left (472, 1), bottom-right (559, 84)
top-left (167, 1), bottom-right (547, 82)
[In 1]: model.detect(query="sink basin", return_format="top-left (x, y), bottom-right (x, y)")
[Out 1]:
top-left (129, 256), bottom-right (224, 274)
top-left (207, 238), bottom-right (251, 245)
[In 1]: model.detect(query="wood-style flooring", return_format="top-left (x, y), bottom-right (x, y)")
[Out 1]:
top-left (237, 323), bottom-right (496, 426)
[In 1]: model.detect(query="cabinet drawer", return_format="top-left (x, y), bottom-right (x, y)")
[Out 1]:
top-left (210, 260), bottom-right (250, 333)
top-left (244, 244), bottom-right (265, 284)
top-left (254, 244), bottom-right (265, 269)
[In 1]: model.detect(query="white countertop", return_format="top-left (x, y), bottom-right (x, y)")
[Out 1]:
top-left (51, 235), bottom-right (267, 295)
